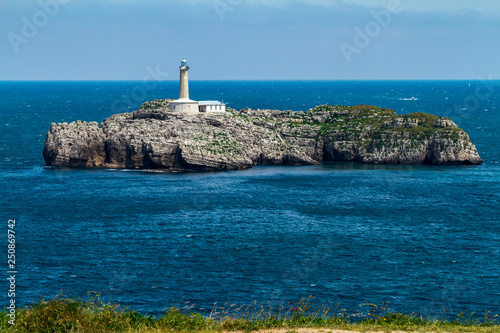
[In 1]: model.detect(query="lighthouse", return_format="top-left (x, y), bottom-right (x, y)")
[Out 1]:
top-left (168, 58), bottom-right (199, 114)
top-left (168, 58), bottom-right (226, 114)
top-left (179, 58), bottom-right (189, 99)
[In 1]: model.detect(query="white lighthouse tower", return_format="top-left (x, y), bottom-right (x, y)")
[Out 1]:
top-left (168, 58), bottom-right (226, 114)
top-left (179, 58), bottom-right (190, 99)
top-left (168, 58), bottom-right (199, 114)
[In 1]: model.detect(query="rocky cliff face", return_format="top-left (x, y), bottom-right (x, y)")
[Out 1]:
top-left (43, 101), bottom-right (483, 171)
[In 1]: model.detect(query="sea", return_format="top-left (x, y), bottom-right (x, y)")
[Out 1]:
top-left (0, 81), bottom-right (499, 318)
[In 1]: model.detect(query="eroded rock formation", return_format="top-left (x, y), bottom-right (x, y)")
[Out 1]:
top-left (43, 101), bottom-right (483, 171)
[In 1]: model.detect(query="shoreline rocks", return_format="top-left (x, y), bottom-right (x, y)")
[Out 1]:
top-left (43, 101), bottom-right (483, 171)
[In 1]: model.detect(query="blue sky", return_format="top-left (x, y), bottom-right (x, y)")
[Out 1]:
top-left (1, 0), bottom-right (500, 80)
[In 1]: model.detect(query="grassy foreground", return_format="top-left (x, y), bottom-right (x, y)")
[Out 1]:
top-left (0, 294), bottom-right (499, 333)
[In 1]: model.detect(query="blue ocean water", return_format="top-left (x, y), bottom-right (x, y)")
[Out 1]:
top-left (0, 81), bottom-right (499, 318)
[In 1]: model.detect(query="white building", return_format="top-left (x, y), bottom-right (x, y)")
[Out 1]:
top-left (199, 101), bottom-right (225, 112)
top-left (168, 59), bottom-right (225, 114)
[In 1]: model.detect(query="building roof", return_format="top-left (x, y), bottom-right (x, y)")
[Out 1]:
top-left (198, 100), bottom-right (225, 106)
top-left (170, 98), bottom-right (198, 104)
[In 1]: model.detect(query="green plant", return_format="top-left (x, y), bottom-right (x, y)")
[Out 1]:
top-left (1, 293), bottom-right (499, 333)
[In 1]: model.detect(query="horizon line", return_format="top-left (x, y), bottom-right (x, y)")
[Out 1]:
top-left (0, 79), bottom-right (496, 82)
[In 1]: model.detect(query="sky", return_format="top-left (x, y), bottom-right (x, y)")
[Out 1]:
top-left (1, 0), bottom-right (500, 80)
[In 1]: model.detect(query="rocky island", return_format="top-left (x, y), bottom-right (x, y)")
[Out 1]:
top-left (43, 100), bottom-right (483, 171)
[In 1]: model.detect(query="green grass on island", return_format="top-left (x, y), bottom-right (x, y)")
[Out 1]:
top-left (228, 104), bottom-right (466, 143)
top-left (1, 294), bottom-right (499, 333)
